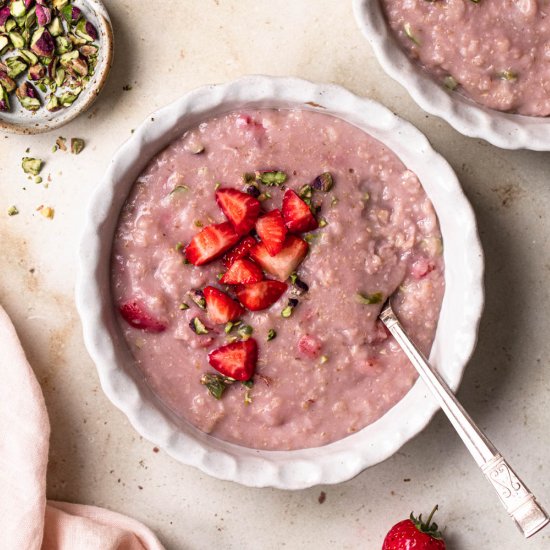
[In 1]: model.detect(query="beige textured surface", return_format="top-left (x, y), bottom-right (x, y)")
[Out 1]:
top-left (0, 1), bottom-right (549, 548)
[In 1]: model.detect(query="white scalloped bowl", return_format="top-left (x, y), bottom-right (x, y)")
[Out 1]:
top-left (76, 75), bottom-right (484, 489)
top-left (353, 0), bottom-right (550, 151)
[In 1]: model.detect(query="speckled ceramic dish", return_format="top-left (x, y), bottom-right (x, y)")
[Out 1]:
top-left (0, 0), bottom-right (113, 135)
top-left (353, 0), bottom-right (550, 151)
top-left (75, 75), bottom-right (484, 489)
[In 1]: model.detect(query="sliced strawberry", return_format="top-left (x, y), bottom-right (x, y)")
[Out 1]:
top-left (203, 286), bottom-right (244, 324)
top-left (185, 222), bottom-right (240, 266)
top-left (249, 235), bottom-right (309, 281)
top-left (208, 338), bottom-right (258, 381)
top-left (119, 300), bottom-right (166, 333)
top-left (236, 280), bottom-right (288, 311)
top-left (220, 258), bottom-right (264, 285)
top-left (222, 236), bottom-right (257, 268)
top-left (216, 188), bottom-right (261, 235)
top-left (282, 189), bottom-right (318, 233)
top-left (256, 209), bottom-right (287, 256)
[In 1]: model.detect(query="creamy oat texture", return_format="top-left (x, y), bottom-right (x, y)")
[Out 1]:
top-left (111, 109), bottom-right (445, 450)
top-left (382, 0), bottom-right (550, 116)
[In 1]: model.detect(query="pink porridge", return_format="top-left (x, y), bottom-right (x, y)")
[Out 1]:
top-left (111, 109), bottom-right (445, 451)
top-left (382, 0), bottom-right (550, 116)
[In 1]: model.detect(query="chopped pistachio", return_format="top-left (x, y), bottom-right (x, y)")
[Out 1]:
top-left (318, 217), bottom-right (328, 228)
top-left (443, 75), bottom-right (458, 91)
top-left (319, 355), bottom-right (329, 365)
top-left (214, 182), bottom-right (221, 191)
top-left (330, 196), bottom-right (339, 207)
top-left (289, 272), bottom-right (298, 285)
top-left (55, 136), bottom-right (67, 151)
top-left (170, 184), bottom-right (189, 195)
top-left (9, 31), bottom-right (25, 49)
top-left (404, 22), bottom-right (420, 45)
top-left (6, 57), bottom-right (27, 78)
top-left (188, 289), bottom-right (206, 309)
top-left (18, 49), bottom-right (38, 65)
top-left (237, 324), bottom-right (253, 339)
top-left (0, 85), bottom-right (10, 112)
top-left (194, 219), bottom-right (203, 228)
top-left (37, 205), bottom-right (54, 219)
top-left (190, 317), bottom-right (209, 335)
top-left (242, 172), bottom-right (256, 184)
top-left (299, 184), bottom-right (313, 199)
top-left (10, 1), bottom-right (26, 18)
top-left (45, 94), bottom-right (60, 111)
top-left (257, 170), bottom-right (287, 186)
top-left (281, 306), bottom-right (293, 318)
top-left (179, 302), bottom-right (189, 310)
top-left (244, 387), bottom-right (252, 405)
top-left (312, 172), bottom-right (334, 192)
top-left (22, 156), bottom-right (42, 176)
top-left (71, 137), bottom-right (85, 154)
top-left (7, 205), bottom-right (19, 216)
top-left (74, 18), bottom-right (97, 42)
top-left (200, 373), bottom-right (234, 400)
top-left (59, 87), bottom-right (81, 106)
top-left (175, 242), bottom-right (183, 251)
top-left (499, 69), bottom-right (518, 82)
top-left (34, 176), bottom-right (42, 184)
top-left (304, 233), bottom-right (317, 243)
top-left (224, 321), bottom-right (236, 334)
top-left (356, 292), bottom-right (383, 305)
top-left (267, 329), bottom-right (277, 341)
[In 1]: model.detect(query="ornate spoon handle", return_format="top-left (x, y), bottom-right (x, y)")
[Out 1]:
top-left (380, 302), bottom-right (549, 538)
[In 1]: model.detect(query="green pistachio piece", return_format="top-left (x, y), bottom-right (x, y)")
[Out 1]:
top-left (67, 32), bottom-right (86, 46)
top-left (319, 355), bottom-right (329, 364)
top-left (7, 205), bottom-right (19, 216)
top-left (0, 35), bottom-right (8, 52)
top-left (190, 317), bottom-right (209, 335)
top-left (200, 373), bottom-right (234, 400)
top-left (59, 87), bottom-right (81, 106)
top-left (179, 303), bottom-right (189, 311)
top-left (6, 57), bottom-right (27, 78)
top-left (9, 31), bottom-right (25, 48)
top-left (312, 172), bottom-right (334, 192)
top-left (55, 35), bottom-right (73, 54)
top-left (237, 324), bottom-right (253, 339)
top-left (17, 94), bottom-right (40, 110)
top-left (299, 184), bottom-right (313, 199)
top-left (267, 329), bottom-right (277, 341)
top-left (10, 1), bottom-right (26, 18)
top-left (21, 157), bottom-right (43, 176)
top-left (355, 292), bottom-right (383, 305)
top-left (59, 49), bottom-right (79, 65)
top-left (79, 44), bottom-right (98, 57)
top-left (70, 137), bottom-right (85, 154)
top-left (47, 16), bottom-right (63, 37)
top-left (258, 170), bottom-right (287, 186)
top-left (0, 71), bottom-right (16, 93)
top-left (318, 217), bottom-right (328, 228)
top-left (499, 70), bottom-right (518, 81)
top-left (75, 18), bottom-right (97, 43)
top-left (18, 48), bottom-right (38, 65)
top-left (281, 306), bottom-right (293, 318)
top-left (54, 67), bottom-right (65, 86)
top-left (37, 80), bottom-right (47, 93)
top-left (53, 0), bottom-right (69, 10)
top-left (5, 19), bottom-right (18, 33)
top-left (404, 22), bottom-right (420, 45)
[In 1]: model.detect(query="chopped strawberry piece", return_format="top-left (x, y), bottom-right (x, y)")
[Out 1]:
top-left (282, 189), bottom-right (318, 233)
top-left (411, 258), bottom-right (435, 279)
top-left (298, 334), bottom-right (322, 359)
top-left (203, 286), bottom-right (244, 324)
top-left (256, 209), bottom-right (287, 256)
top-left (222, 236), bottom-right (257, 268)
top-left (249, 235), bottom-right (309, 281)
top-left (208, 338), bottom-right (258, 381)
top-left (185, 222), bottom-right (240, 266)
top-left (220, 258), bottom-right (264, 285)
top-left (119, 300), bottom-right (166, 333)
top-left (216, 188), bottom-right (261, 235)
top-left (236, 280), bottom-right (288, 311)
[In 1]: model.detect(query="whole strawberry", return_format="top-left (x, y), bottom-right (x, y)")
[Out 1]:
top-left (382, 505), bottom-right (446, 550)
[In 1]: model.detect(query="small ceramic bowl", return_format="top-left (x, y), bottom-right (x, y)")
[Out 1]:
top-left (0, 0), bottom-right (113, 134)
top-left (75, 75), bottom-right (484, 489)
top-left (353, 0), bottom-right (550, 151)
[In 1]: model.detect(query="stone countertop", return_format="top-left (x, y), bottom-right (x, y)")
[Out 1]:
top-left (1, 1), bottom-right (549, 548)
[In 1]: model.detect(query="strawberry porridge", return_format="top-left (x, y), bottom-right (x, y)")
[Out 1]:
top-left (382, 0), bottom-right (550, 116)
top-left (111, 109), bottom-right (445, 451)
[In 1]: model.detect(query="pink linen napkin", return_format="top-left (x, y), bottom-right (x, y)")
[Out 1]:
top-left (0, 304), bottom-right (165, 550)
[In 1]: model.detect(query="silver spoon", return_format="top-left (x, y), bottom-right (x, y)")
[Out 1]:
top-left (379, 300), bottom-right (549, 539)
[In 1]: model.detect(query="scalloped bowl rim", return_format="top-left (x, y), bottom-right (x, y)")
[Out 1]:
top-left (75, 75), bottom-right (484, 489)
top-left (352, 0), bottom-right (550, 151)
